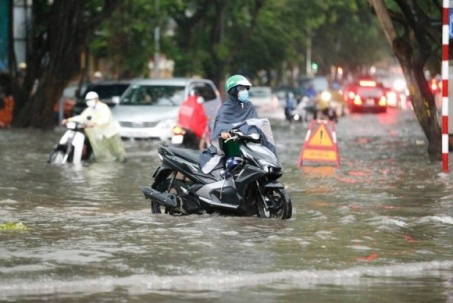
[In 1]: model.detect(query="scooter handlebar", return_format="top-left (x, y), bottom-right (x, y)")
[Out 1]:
top-left (225, 129), bottom-right (260, 143)
top-left (66, 121), bottom-right (87, 130)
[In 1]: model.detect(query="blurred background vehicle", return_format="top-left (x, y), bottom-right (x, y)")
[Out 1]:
top-left (71, 81), bottom-right (131, 116)
top-left (344, 79), bottom-right (388, 113)
top-left (248, 86), bottom-right (284, 120)
top-left (111, 78), bottom-right (221, 141)
top-left (375, 74), bottom-right (409, 109)
top-left (280, 76), bottom-right (348, 123)
top-left (315, 82), bottom-right (346, 119)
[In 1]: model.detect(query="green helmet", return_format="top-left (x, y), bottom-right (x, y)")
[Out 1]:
top-left (225, 75), bottom-right (252, 93)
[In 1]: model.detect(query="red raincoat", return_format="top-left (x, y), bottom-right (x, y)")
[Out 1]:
top-left (178, 95), bottom-right (208, 138)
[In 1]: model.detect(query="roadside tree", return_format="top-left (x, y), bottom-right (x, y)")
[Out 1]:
top-left (369, 0), bottom-right (444, 161)
top-left (10, 0), bottom-right (120, 129)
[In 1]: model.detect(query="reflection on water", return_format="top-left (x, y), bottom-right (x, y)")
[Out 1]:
top-left (0, 109), bottom-right (452, 302)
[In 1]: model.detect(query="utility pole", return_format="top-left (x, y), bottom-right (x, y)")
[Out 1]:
top-left (153, 0), bottom-right (160, 78)
top-left (306, 33), bottom-right (312, 76)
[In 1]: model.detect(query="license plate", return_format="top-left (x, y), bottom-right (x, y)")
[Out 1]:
top-left (366, 99), bottom-right (374, 105)
top-left (171, 135), bottom-right (183, 144)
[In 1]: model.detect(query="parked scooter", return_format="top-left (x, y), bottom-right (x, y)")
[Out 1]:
top-left (142, 118), bottom-right (292, 219)
top-left (47, 121), bottom-right (92, 164)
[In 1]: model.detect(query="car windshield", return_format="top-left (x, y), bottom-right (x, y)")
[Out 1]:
top-left (83, 84), bottom-right (129, 99)
top-left (120, 84), bottom-right (185, 106)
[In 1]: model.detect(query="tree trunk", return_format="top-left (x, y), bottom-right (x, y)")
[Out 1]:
top-left (369, 0), bottom-right (442, 161)
top-left (11, 0), bottom-right (120, 129)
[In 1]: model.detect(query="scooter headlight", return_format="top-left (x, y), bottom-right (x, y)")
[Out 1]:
top-left (321, 91), bottom-right (332, 102)
top-left (258, 159), bottom-right (281, 173)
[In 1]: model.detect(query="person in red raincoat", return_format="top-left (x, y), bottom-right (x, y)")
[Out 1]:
top-left (177, 89), bottom-right (208, 149)
top-left (0, 92), bottom-right (14, 128)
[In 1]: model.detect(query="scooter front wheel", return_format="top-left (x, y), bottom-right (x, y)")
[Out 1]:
top-left (48, 150), bottom-right (66, 164)
top-left (256, 187), bottom-right (292, 219)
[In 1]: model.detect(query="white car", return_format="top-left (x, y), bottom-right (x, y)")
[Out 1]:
top-left (248, 86), bottom-right (284, 120)
top-left (111, 78), bottom-right (221, 140)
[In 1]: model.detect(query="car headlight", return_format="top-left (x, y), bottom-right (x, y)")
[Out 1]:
top-left (156, 118), bottom-right (176, 130)
top-left (393, 79), bottom-right (406, 92)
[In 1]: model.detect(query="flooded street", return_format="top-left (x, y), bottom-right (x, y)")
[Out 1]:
top-left (1, 108), bottom-right (453, 302)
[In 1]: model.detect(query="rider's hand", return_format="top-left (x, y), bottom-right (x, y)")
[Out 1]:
top-left (86, 121), bottom-right (96, 128)
top-left (220, 132), bottom-right (231, 140)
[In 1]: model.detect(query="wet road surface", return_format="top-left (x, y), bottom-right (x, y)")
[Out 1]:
top-left (0, 108), bottom-right (452, 302)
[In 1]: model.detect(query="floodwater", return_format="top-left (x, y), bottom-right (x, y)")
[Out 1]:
top-left (0, 108), bottom-right (452, 303)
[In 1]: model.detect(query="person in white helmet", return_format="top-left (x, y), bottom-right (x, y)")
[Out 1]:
top-left (62, 91), bottom-right (126, 163)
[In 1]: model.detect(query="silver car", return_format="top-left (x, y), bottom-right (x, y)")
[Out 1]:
top-left (249, 86), bottom-right (285, 120)
top-left (111, 78), bottom-right (221, 140)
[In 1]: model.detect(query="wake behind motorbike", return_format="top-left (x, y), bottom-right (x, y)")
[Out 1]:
top-left (47, 121), bottom-right (92, 164)
top-left (142, 118), bottom-right (292, 219)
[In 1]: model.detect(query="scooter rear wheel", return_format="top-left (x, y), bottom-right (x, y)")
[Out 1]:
top-left (256, 188), bottom-right (292, 219)
top-left (150, 179), bottom-right (185, 215)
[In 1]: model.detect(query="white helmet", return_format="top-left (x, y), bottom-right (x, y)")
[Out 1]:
top-left (85, 91), bottom-right (99, 101)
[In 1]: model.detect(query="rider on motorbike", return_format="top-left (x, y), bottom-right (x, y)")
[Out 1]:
top-left (62, 91), bottom-right (126, 163)
top-left (176, 89), bottom-right (208, 150)
top-left (199, 75), bottom-right (276, 174)
top-left (284, 92), bottom-right (297, 123)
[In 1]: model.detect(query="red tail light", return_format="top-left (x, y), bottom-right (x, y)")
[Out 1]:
top-left (378, 96), bottom-right (387, 106)
top-left (353, 95), bottom-right (362, 105)
top-left (430, 80), bottom-right (438, 92)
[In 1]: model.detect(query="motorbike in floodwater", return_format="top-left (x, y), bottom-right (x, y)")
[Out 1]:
top-left (142, 118), bottom-right (292, 219)
top-left (47, 121), bottom-right (92, 164)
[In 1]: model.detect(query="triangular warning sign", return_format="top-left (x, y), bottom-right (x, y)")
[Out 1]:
top-left (298, 120), bottom-right (340, 167)
top-left (305, 124), bottom-right (334, 147)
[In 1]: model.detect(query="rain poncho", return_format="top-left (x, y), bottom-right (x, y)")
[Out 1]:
top-left (199, 94), bottom-right (273, 173)
top-left (68, 102), bottom-right (126, 163)
top-left (178, 95), bottom-right (207, 138)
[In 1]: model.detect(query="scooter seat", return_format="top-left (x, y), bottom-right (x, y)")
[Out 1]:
top-left (166, 145), bottom-right (201, 164)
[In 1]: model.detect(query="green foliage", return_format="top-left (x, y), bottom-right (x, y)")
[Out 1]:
top-left (0, 222), bottom-right (28, 231)
top-left (312, 0), bottom-right (392, 73)
top-left (91, 0), bottom-right (158, 78)
top-left (88, 0), bottom-right (394, 82)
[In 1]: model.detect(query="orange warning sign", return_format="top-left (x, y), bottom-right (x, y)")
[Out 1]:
top-left (298, 120), bottom-right (340, 166)
top-left (306, 123), bottom-right (334, 147)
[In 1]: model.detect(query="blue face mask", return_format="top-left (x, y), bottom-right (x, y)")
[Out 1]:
top-left (238, 90), bottom-right (249, 102)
